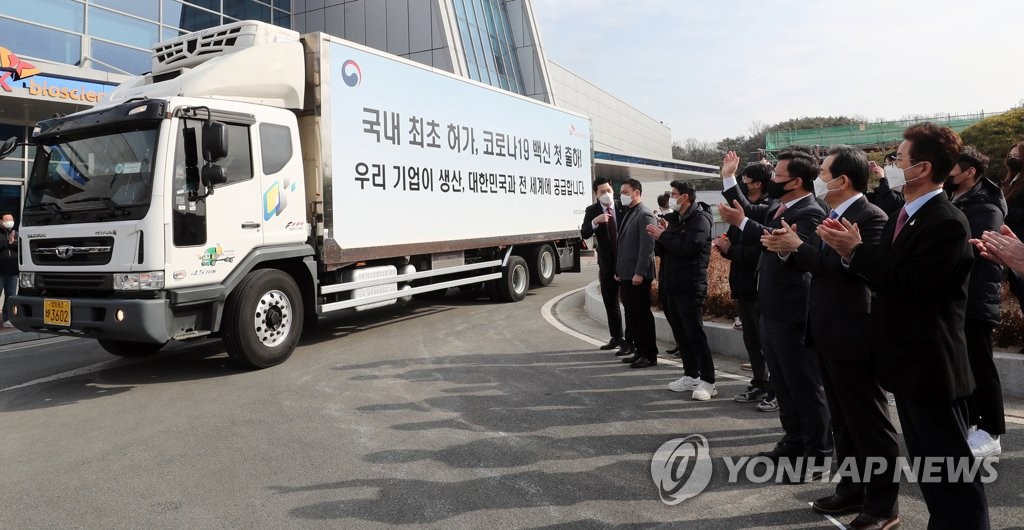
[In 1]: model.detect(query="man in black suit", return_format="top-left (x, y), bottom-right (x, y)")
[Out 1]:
top-left (615, 178), bottom-right (658, 368)
top-left (580, 177), bottom-right (627, 353)
top-left (718, 149), bottom-right (831, 473)
top-left (763, 146), bottom-right (899, 529)
top-left (820, 123), bottom-right (989, 530)
top-left (714, 162), bottom-right (777, 410)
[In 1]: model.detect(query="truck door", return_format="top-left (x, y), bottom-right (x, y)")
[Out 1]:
top-left (166, 117), bottom-right (263, 287)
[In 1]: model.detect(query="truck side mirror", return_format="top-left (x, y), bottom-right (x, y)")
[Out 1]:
top-left (201, 164), bottom-right (227, 187)
top-left (202, 121), bottom-right (228, 162)
top-left (0, 136), bottom-right (19, 160)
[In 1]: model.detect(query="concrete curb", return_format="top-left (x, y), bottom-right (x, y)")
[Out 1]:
top-left (0, 330), bottom-right (54, 347)
top-left (583, 280), bottom-right (1024, 399)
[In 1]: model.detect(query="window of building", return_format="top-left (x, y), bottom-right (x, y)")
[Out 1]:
top-left (90, 40), bottom-right (151, 74)
top-left (259, 123), bottom-right (291, 175)
top-left (0, 0), bottom-right (84, 33)
top-left (0, 18), bottom-right (82, 66)
top-left (91, 0), bottom-right (160, 21)
top-left (88, 7), bottom-right (160, 50)
top-left (163, 0), bottom-right (222, 32)
top-left (224, 0), bottom-right (272, 23)
top-left (452, 0), bottom-right (524, 95)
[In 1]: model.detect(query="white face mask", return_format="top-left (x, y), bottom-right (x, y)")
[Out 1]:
top-left (620, 193), bottom-right (633, 207)
top-left (814, 177), bottom-right (839, 198)
top-left (2, 221), bottom-right (13, 230)
top-left (885, 162), bottom-right (925, 189)
top-left (668, 197), bottom-right (680, 212)
top-left (597, 192), bottom-right (613, 205)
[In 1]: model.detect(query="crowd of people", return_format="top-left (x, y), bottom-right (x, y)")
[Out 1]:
top-left (580, 122), bottom-right (1024, 530)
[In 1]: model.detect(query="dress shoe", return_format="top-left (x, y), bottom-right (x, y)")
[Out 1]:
top-left (848, 514), bottom-right (899, 530)
top-left (615, 344), bottom-right (635, 357)
top-left (665, 346), bottom-right (679, 355)
top-left (811, 493), bottom-right (864, 516)
top-left (599, 338), bottom-right (624, 350)
top-left (629, 357), bottom-right (657, 368)
top-left (756, 443), bottom-right (802, 462)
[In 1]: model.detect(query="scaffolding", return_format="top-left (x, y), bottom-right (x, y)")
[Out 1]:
top-left (763, 111), bottom-right (1004, 159)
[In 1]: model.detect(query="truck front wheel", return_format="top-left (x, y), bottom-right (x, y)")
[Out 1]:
top-left (97, 339), bottom-right (165, 358)
top-left (493, 255), bottom-right (530, 302)
top-left (222, 269), bottom-right (303, 369)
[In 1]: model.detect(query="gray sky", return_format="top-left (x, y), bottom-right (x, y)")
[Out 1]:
top-left (533, 0), bottom-right (1021, 145)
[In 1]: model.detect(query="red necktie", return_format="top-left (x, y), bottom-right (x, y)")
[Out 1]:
top-left (772, 203), bottom-right (788, 220)
top-left (892, 207), bottom-right (909, 242)
top-left (606, 207), bottom-right (617, 255)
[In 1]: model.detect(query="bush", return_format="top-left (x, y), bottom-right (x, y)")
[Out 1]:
top-left (960, 107), bottom-right (1024, 183)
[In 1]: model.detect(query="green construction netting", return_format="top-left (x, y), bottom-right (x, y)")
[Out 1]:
top-left (765, 112), bottom-right (1003, 152)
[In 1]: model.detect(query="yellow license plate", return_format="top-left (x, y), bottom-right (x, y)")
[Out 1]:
top-left (43, 299), bottom-right (71, 326)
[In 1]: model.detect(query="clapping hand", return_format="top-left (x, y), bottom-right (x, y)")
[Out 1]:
top-left (972, 225), bottom-right (1024, 275)
top-left (760, 220), bottom-right (803, 253)
top-left (717, 199), bottom-right (746, 227)
top-left (816, 217), bottom-right (862, 260)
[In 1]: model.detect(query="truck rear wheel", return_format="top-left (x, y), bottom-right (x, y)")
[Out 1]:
top-left (494, 255), bottom-right (530, 302)
top-left (527, 244), bottom-right (556, 287)
top-left (97, 339), bottom-right (165, 358)
top-left (223, 269), bottom-right (303, 369)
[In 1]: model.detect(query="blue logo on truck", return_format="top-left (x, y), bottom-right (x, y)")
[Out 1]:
top-left (342, 59), bottom-right (361, 87)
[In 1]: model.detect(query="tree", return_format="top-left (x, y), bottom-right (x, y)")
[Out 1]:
top-left (672, 138), bottom-right (721, 165)
top-left (960, 107), bottom-right (1024, 183)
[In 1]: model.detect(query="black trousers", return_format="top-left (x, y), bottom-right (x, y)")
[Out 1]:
top-left (665, 294), bottom-right (714, 383)
top-left (820, 354), bottom-right (900, 518)
top-left (965, 318), bottom-right (1005, 436)
top-left (620, 278), bottom-right (657, 359)
top-left (760, 316), bottom-right (831, 456)
top-left (738, 298), bottom-right (769, 391)
top-left (894, 396), bottom-right (989, 530)
top-left (598, 266), bottom-right (623, 342)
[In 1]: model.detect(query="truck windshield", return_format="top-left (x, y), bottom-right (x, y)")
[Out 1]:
top-left (23, 127), bottom-right (158, 226)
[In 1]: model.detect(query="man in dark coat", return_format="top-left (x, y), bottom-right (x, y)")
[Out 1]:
top-left (648, 180), bottom-right (715, 399)
top-left (947, 146), bottom-right (1007, 459)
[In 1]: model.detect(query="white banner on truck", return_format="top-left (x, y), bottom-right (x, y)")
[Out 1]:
top-left (329, 40), bottom-right (592, 250)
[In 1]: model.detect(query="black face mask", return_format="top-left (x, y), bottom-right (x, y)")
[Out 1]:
top-left (764, 179), bottom-right (792, 200)
top-left (943, 179), bottom-right (959, 195)
top-left (1007, 158), bottom-right (1023, 173)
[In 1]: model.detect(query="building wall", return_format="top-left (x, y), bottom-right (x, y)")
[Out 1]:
top-left (293, 0), bottom-right (552, 103)
top-left (546, 61), bottom-right (671, 160)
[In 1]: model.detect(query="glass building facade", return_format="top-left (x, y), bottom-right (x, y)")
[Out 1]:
top-left (0, 0), bottom-right (292, 75)
top-left (451, 0), bottom-right (524, 94)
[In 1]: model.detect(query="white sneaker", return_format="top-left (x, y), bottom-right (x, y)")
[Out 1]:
top-left (668, 375), bottom-right (701, 393)
top-left (691, 381), bottom-right (718, 401)
top-left (733, 317), bottom-right (743, 329)
top-left (1, 321), bottom-right (11, 328)
top-left (969, 428), bottom-right (1001, 458)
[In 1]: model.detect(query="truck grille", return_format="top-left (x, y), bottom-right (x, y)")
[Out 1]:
top-left (31, 237), bottom-right (114, 265)
top-left (35, 272), bottom-right (113, 292)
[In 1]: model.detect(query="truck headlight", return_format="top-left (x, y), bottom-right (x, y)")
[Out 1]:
top-left (19, 272), bottom-right (34, 288)
top-left (113, 271), bottom-right (164, 290)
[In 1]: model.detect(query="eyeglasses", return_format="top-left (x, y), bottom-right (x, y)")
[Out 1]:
top-left (770, 175), bottom-right (795, 183)
top-left (893, 156), bottom-right (917, 164)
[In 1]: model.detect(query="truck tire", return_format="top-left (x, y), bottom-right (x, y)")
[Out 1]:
top-left (527, 244), bottom-right (556, 287)
top-left (97, 339), bottom-right (165, 358)
top-left (222, 269), bottom-right (303, 369)
top-left (495, 255), bottom-right (530, 302)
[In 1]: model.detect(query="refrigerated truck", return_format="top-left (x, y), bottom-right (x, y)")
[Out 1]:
top-left (3, 20), bottom-right (592, 368)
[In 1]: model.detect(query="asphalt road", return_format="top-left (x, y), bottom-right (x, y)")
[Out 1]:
top-left (1, 267), bottom-right (1021, 528)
